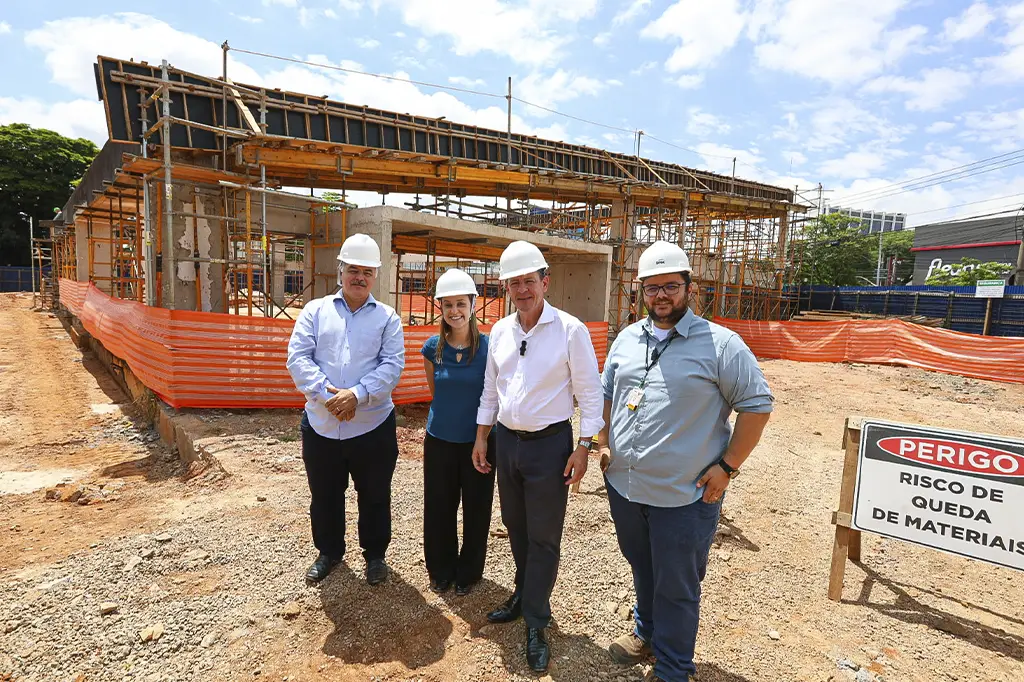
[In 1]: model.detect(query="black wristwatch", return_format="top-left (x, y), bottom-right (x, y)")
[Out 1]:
top-left (717, 458), bottom-right (740, 479)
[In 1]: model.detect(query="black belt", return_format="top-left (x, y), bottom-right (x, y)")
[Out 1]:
top-left (501, 420), bottom-right (571, 441)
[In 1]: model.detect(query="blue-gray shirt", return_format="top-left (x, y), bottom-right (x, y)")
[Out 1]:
top-left (601, 310), bottom-right (773, 507)
top-left (286, 291), bottom-right (405, 440)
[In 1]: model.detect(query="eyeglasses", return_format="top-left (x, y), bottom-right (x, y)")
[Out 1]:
top-left (642, 283), bottom-right (684, 297)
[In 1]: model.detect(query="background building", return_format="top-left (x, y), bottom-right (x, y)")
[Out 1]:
top-left (827, 206), bottom-right (907, 234)
top-left (911, 216), bottom-right (1021, 284)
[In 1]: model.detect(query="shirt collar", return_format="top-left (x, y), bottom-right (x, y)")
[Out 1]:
top-left (333, 289), bottom-right (378, 314)
top-left (642, 308), bottom-right (694, 339)
top-left (515, 300), bottom-right (555, 333)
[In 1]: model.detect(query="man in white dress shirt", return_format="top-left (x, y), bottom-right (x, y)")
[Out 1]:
top-left (472, 240), bottom-right (605, 673)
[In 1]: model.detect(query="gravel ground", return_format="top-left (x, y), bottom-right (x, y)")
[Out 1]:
top-left (2, 295), bottom-right (1024, 682)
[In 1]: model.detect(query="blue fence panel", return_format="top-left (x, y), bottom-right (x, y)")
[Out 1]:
top-left (798, 285), bottom-right (1024, 337)
top-left (0, 267), bottom-right (34, 292)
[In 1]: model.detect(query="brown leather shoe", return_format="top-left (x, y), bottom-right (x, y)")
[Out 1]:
top-left (608, 631), bottom-right (651, 664)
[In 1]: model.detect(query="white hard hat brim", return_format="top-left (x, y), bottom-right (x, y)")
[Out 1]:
top-left (638, 264), bottom-right (692, 280)
top-left (499, 264), bottom-right (548, 281)
top-left (435, 288), bottom-right (478, 300)
top-left (338, 256), bottom-right (382, 268)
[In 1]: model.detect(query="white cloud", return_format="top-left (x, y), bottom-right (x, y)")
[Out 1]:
top-left (338, 0), bottom-right (363, 9)
top-left (686, 108), bottom-right (730, 138)
top-left (593, 32), bottom-right (612, 47)
top-left (630, 61), bottom-right (658, 76)
top-left (415, 37), bottom-right (430, 53)
top-left (24, 13), bottom-right (262, 98)
top-left (612, 0), bottom-right (651, 26)
top-left (694, 143), bottom-right (764, 176)
top-left (378, 0), bottom-right (598, 66)
top-left (861, 68), bottom-right (972, 111)
top-left (818, 148), bottom-right (898, 181)
top-left (754, 0), bottom-right (926, 84)
top-left (0, 22), bottom-right (11, 34)
top-left (516, 70), bottom-right (616, 114)
top-left (355, 37), bottom-right (380, 49)
top-left (978, 2), bottom-right (1024, 83)
top-left (263, 0), bottom-right (298, 6)
top-left (784, 151), bottom-right (807, 167)
top-left (642, 0), bottom-right (746, 74)
top-left (962, 107), bottom-right (1024, 151)
top-left (232, 14), bottom-right (264, 24)
top-left (926, 121), bottom-right (956, 133)
top-left (300, 7), bottom-right (341, 27)
top-left (449, 76), bottom-right (486, 88)
top-left (0, 97), bottom-right (108, 145)
top-left (774, 98), bottom-right (913, 154)
top-left (940, 2), bottom-right (994, 42)
top-left (673, 74), bottom-right (705, 89)
top-left (324, 8), bottom-right (340, 19)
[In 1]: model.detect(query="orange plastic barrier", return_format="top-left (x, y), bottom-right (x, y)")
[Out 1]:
top-left (59, 279), bottom-right (608, 409)
top-left (715, 317), bottom-right (1024, 385)
top-left (396, 293), bottom-right (505, 323)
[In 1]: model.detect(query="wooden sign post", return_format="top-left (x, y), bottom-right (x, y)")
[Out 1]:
top-left (829, 416), bottom-right (863, 601)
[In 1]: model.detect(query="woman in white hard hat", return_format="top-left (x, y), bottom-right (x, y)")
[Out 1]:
top-left (420, 267), bottom-right (496, 595)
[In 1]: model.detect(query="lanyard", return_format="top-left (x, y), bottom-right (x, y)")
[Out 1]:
top-left (640, 328), bottom-right (677, 386)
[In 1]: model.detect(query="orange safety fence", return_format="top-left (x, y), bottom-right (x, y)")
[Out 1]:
top-left (714, 317), bottom-right (1024, 385)
top-left (59, 279), bottom-right (608, 409)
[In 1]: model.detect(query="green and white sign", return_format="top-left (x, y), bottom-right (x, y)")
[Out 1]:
top-left (975, 280), bottom-right (1006, 298)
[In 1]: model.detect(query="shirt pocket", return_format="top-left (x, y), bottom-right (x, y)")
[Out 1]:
top-left (350, 325), bottom-right (383, 358)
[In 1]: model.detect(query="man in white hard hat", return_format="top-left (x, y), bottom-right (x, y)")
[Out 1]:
top-left (286, 233), bottom-right (405, 586)
top-left (597, 240), bottom-right (773, 682)
top-left (473, 240), bottom-right (604, 673)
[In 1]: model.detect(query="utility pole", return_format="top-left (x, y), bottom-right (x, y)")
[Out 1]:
top-left (28, 215), bottom-right (35, 306)
top-left (506, 76), bottom-right (512, 219)
top-left (875, 227), bottom-right (884, 286)
top-left (1014, 205), bottom-right (1024, 285)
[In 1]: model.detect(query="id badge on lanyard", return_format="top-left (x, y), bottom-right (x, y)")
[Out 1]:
top-left (627, 329), bottom-right (676, 411)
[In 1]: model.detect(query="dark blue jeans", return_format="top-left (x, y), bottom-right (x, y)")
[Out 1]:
top-left (606, 479), bottom-right (722, 682)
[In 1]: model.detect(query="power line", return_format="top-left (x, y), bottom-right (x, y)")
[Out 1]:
top-left (836, 148), bottom-right (1024, 205)
top-left (908, 192), bottom-right (1024, 217)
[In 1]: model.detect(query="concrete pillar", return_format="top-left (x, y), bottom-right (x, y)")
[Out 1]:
top-left (74, 218), bottom-right (89, 282)
top-left (161, 184), bottom-right (197, 311)
top-left (271, 243), bottom-right (286, 309)
top-left (546, 254), bottom-right (610, 322)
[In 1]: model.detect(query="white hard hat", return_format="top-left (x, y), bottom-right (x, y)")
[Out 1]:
top-left (637, 240), bottom-right (691, 279)
top-left (499, 240), bottom-right (548, 280)
top-left (337, 233), bottom-right (382, 268)
top-left (434, 268), bottom-right (478, 299)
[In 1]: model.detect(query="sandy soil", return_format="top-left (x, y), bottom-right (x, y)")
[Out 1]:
top-left (1, 291), bottom-right (1023, 682)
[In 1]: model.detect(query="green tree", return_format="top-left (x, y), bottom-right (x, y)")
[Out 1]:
top-left (0, 123), bottom-right (99, 266)
top-left (924, 257), bottom-right (1013, 285)
top-left (881, 230), bottom-right (915, 284)
top-left (792, 213), bottom-right (875, 286)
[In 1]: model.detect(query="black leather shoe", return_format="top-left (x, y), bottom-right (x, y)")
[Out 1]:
top-left (430, 578), bottom-right (452, 593)
top-left (366, 558), bottom-right (388, 585)
top-left (526, 627), bottom-right (550, 672)
top-left (455, 581), bottom-right (475, 596)
top-left (486, 593), bottom-right (522, 623)
top-left (305, 553), bottom-right (340, 585)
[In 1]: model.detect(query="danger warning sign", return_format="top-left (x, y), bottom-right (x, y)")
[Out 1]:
top-left (852, 419), bottom-right (1024, 571)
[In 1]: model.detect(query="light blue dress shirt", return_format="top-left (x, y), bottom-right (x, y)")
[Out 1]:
top-left (601, 309), bottom-right (774, 507)
top-left (286, 291), bottom-right (405, 439)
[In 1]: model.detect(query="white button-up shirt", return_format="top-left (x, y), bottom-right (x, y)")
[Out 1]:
top-left (476, 301), bottom-right (605, 437)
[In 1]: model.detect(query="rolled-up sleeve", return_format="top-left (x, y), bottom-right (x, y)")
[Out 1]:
top-left (601, 335), bottom-right (622, 401)
top-left (568, 322), bottom-right (605, 436)
top-left (718, 335), bottom-right (774, 413)
top-left (353, 311), bottom-right (405, 407)
top-left (286, 302), bottom-right (334, 403)
top-left (476, 337), bottom-right (499, 426)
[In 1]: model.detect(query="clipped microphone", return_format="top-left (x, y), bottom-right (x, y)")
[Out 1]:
top-left (520, 340), bottom-right (527, 356)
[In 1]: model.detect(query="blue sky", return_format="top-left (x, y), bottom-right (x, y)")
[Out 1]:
top-left (1, 0), bottom-right (1023, 226)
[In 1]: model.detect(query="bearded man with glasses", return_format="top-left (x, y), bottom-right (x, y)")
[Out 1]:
top-left (595, 241), bottom-right (774, 682)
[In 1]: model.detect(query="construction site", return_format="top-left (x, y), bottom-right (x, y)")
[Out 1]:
top-left (3, 48), bottom-right (1024, 682)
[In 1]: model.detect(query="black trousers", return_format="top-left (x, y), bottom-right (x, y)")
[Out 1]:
top-left (422, 432), bottom-right (496, 586)
top-left (300, 410), bottom-right (399, 562)
top-left (495, 421), bottom-right (573, 629)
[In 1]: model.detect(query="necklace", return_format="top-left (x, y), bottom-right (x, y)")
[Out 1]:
top-left (448, 339), bottom-right (469, 363)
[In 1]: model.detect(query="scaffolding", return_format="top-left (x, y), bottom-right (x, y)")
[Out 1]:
top-left (54, 52), bottom-right (808, 330)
